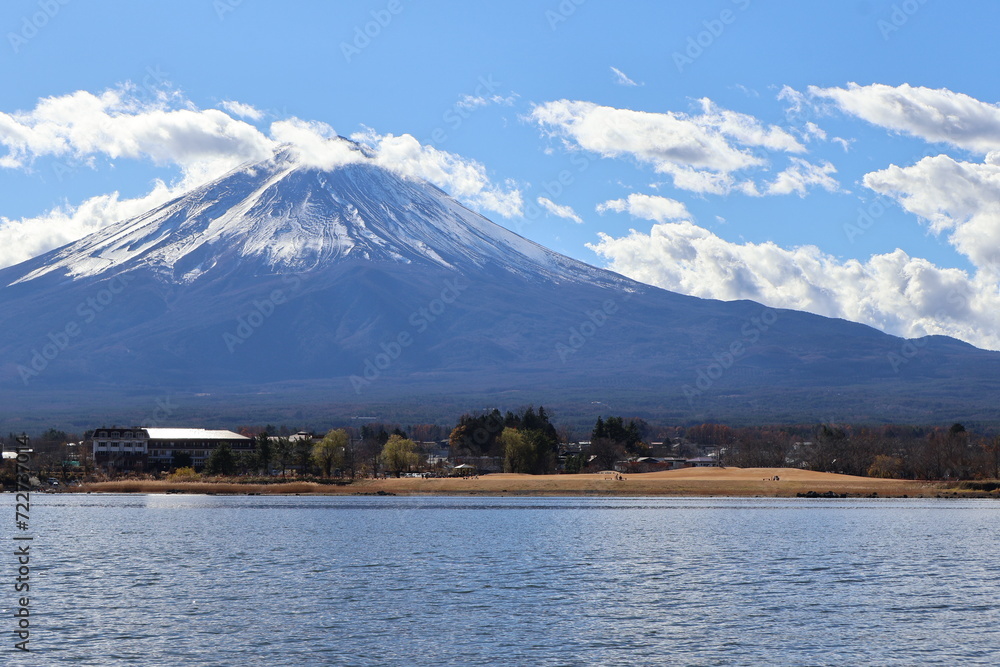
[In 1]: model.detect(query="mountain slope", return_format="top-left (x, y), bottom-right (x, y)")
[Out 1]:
top-left (8, 149), bottom-right (626, 289)
top-left (1, 148), bottom-right (998, 426)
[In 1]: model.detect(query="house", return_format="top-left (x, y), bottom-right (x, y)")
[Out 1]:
top-left (660, 457), bottom-right (688, 470)
top-left (686, 456), bottom-right (720, 468)
top-left (268, 431), bottom-right (315, 444)
top-left (91, 427), bottom-right (150, 471)
top-left (451, 463), bottom-right (477, 477)
top-left (92, 427), bottom-right (252, 471)
top-left (421, 441), bottom-right (451, 467)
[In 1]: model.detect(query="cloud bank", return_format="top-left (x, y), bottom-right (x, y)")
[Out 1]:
top-left (810, 83), bottom-right (1000, 154)
top-left (588, 221), bottom-right (998, 349)
top-left (530, 98), bottom-right (826, 196)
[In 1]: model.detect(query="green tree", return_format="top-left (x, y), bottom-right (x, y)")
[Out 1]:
top-left (171, 451), bottom-right (193, 470)
top-left (313, 429), bottom-right (348, 478)
top-left (234, 450), bottom-right (256, 475)
top-left (295, 438), bottom-right (314, 476)
top-left (527, 429), bottom-right (557, 474)
top-left (592, 416), bottom-right (646, 455)
top-left (273, 437), bottom-right (293, 478)
top-left (341, 436), bottom-right (358, 479)
top-left (40, 428), bottom-right (70, 443)
top-left (501, 427), bottom-right (534, 473)
top-left (563, 453), bottom-right (586, 474)
top-left (204, 443), bottom-right (236, 476)
top-left (381, 434), bottom-right (418, 477)
top-left (255, 432), bottom-right (273, 475)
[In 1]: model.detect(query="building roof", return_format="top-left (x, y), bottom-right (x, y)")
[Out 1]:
top-left (144, 428), bottom-right (250, 441)
top-left (268, 432), bottom-right (314, 442)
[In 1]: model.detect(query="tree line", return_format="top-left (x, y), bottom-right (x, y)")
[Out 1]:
top-left (8, 414), bottom-right (1000, 482)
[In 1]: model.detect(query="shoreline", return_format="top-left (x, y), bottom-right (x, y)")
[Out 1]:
top-left (62, 468), bottom-right (979, 498)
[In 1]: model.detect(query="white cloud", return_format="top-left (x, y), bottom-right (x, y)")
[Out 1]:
top-left (0, 181), bottom-right (181, 269)
top-left (218, 100), bottom-right (264, 121)
top-left (0, 88), bottom-right (275, 181)
top-left (270, 118), bottom-right (365, 170)
top-left (610, 67), bottom-right (640, 87)
top-left (832, 137), bottom-right (853, 152)
top-left (777, 85), bottom-right (809, 115)
top-left (765, 158), bottom-right (839, 196)
top-left (352, 130), bottom-right (523, 218)
top-left (803, 121), bottom-right (826, 141)
top-left (695, 98), bottom-right (804, 154)
top-left (587, 221), bottom-right (1000, 350)
top-left (537, 196), bottom-right (583, 223)
top-left (864, 153), bottom-right (1000, 275)
top-left (530, 98), bottom-right (805, 195)
top-left (810, 83), bottom-right (1000, 154)
top-left (456, 95), bottom-right (489, 111)
top-left (0, 88), bottom-right (283, 269)
top-left (456, 93), bottom-right (519, 111)
top-left (596, 193), bottom-right (690, 222)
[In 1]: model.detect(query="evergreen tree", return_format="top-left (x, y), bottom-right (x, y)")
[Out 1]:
top-left (255, 432), bottom-right (272, 474)
top-left (204, 443), bottom-right (236, 476)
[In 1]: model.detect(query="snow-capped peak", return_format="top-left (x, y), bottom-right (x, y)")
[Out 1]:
top-left (11, 149), bottom-right (624, 289)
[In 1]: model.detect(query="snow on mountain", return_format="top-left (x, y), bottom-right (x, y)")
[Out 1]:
top-left (10, 147), bottom-right (628, 290)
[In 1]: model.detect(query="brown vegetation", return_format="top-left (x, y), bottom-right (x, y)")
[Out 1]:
top-left (74, 468), bottom-right (953, 497)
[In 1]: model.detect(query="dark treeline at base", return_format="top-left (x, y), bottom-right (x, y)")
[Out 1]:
top-left (686, 422), bottom-right (1000, 481)
top-left (6, 414), bottom-right (1000, 483)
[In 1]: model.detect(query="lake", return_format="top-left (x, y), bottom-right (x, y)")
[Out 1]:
top-left (17, 495), bottom-right (1000, 665)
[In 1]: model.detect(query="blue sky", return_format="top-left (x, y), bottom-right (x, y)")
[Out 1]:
top-left (4, 0), bottom-right (1000, 348)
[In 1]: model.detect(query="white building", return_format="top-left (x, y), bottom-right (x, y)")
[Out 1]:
top-left (92, 427), bottom-right (251, 470)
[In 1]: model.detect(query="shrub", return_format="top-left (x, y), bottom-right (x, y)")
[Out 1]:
top-left (168, 467), bottom-right (200, 481)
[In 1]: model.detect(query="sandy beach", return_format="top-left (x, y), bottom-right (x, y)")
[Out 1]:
top-left (74, 467), bottom-right (955, 497)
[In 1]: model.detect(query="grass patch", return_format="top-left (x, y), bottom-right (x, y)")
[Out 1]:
top-left (950, 481), bottom-right (1000, 493)
top-left (78, 480), bottom-right (347, 494)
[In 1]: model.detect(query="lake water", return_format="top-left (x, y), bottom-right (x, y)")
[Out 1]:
top-left (15, 495), bottom-right (1000, 665)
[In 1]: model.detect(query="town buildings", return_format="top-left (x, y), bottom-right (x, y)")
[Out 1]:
top-left (91, 427), bottom-right (251, 471)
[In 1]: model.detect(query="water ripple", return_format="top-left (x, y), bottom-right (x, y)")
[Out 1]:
top-left (25, 495), bottom-right (1000, 665)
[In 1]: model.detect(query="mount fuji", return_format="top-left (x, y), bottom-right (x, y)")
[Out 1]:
top-left (2, 146), bottom-right (999, 427)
